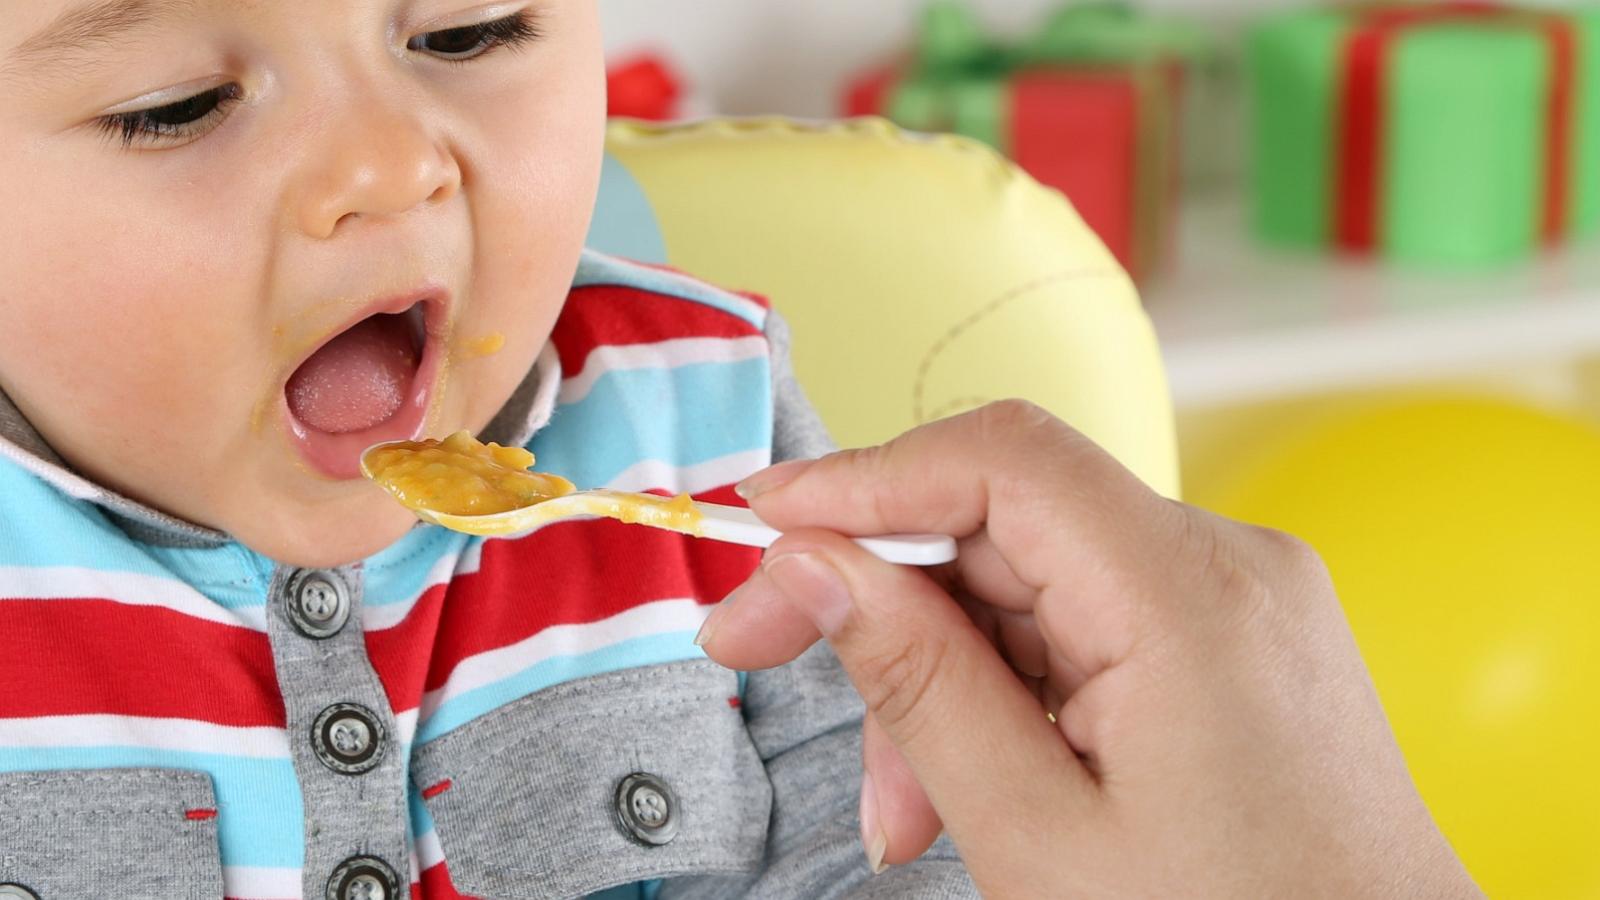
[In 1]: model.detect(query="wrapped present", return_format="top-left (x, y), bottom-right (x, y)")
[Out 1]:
top-left (1250, 4), bottom-right (1600, 268)
top-left (844, 1), bottom-right (1205, 280)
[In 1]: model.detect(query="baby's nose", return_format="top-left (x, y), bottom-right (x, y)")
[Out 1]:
top-left (290, 100), bottom-right (462, 239)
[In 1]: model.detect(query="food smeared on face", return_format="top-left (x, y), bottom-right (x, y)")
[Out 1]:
top-left (465, 333), bottom-right (507, 358)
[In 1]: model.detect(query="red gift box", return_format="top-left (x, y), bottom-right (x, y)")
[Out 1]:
top-left (846, 63), bottom-right (1182, 281)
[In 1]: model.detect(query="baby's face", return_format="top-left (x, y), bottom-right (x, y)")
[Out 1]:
top-left (0, 1), bottom-right (604, 566)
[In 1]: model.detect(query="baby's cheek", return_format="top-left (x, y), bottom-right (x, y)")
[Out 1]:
top-left (0, 212), bottom-right (262, 454)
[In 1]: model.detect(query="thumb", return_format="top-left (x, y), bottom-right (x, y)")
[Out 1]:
top-left (759, 529), bottom-right (1096, 889)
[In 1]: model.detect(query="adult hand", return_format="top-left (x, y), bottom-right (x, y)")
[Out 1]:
top-left (696, 401), bottom-right (1480, 899)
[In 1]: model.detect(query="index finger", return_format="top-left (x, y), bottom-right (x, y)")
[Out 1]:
top-left (742, 401), bottom-right (1183, 621)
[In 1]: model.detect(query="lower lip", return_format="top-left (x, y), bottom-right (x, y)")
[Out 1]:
top-left (280, 308), bottom-right (445, 481)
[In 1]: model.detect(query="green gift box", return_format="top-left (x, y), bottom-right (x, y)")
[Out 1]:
top-left (1250, 3), bottom-right (1600, 268)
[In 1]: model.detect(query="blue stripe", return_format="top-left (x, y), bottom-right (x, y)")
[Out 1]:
top-left (0, 750), bottom-right (302, 868)
top-left (0, 463), bottom-right (266, 608)
top-left (363, 526), bottom-right (473, 608)
top-left (534, 360), bottom-right (773, 490)
top-left (415, 631), bottom-right (706, 745)
top-left (573, 250), bottom-right (768, 329)
top-left (409, 785), bottom-right (438, 840)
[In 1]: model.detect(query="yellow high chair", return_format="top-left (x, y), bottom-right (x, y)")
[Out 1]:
top-left (589, 117), bottom-right (1179, 498)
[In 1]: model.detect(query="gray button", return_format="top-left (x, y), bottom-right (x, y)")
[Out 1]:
top-left (285, 569), bottom-right (351, 640)
top-left (615, 772), bottom-right (679, 846)
top-left (312, 703), bottom-right (385, 775)
top-left (326, 855), bottom-right (399, 900)
top-left (0, 885), bottom-right (39, 900)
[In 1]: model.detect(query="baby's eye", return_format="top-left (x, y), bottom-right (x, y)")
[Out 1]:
top-left (97, 83), bottom-right (243, 148)
top-left (407, 11), bottom-right (542, 61)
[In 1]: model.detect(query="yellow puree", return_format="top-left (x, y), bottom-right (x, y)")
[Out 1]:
top-left (466, 333), bottom-right (506, 358)
top-left (362, 430), bottom-right (576, 517)
top-left (363, 431), bottom-right (701, 535)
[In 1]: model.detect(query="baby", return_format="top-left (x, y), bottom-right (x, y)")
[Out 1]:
top-left (0, 3), bottom-right (973, 899)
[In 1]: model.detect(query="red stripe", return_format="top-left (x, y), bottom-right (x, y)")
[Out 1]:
top-left (363, 467), bottom-right (760, 717)
top-left (366, 487), bottom-right (758, 712)
top-left (1539, 18), bottom-right (1577, 243)
top-left (1335, 3), bottom-right (1572, 252)
top-left (418, 860), bottom-right (475, 899)
top-left (554, 286), bottom-right (763, 379)
top-left (422, 778), bottom-right (453, 799)
top-left (0, 599), bottom-right (285, 726)
top-left (420, 506), bottom-right (761, 695)
top-left (185, 808), bottom-right (218, 821)
top-left (364, 582), bottom-right (448, 715)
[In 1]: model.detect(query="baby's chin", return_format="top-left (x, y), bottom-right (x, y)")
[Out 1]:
top-left (230, 490), bottom-right (423, 570)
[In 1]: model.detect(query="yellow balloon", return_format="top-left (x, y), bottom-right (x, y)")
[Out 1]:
top-left (1189, 394), bottom-right (1600, 899)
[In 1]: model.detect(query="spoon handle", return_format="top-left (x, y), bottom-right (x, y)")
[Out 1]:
top-left (694, 503), bottom-right (958, 566)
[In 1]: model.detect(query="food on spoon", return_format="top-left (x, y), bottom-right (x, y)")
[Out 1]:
top-left (362, 430), bottom-right (576, 516)
top-left (361, 430), bottom-right (703, 537)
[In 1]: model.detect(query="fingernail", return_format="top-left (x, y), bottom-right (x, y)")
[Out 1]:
top-left (693, 609), bottom-right (718, 647)
top-left (861, 772), bottom-right (889, 875)
top-left (694, 583), bottom-right (740, 647)
top-left (736, 458), bottom-right (815, 501)
top-left (764, 552), bottom-right (853, 637)
top-left (695, 570), bottom-right (783, 647)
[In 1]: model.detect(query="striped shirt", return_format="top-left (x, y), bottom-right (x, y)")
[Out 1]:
top-left (0, 251), bottom-right (808, 899)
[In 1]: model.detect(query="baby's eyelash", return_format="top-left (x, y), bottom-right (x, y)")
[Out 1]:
top-left (95, 83), bottom-right (243, 148)
top-left (408, 10), bottom-right (544, 61)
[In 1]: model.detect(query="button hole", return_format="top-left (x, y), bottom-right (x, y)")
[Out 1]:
top-left (422, 778), bottom-right (453, 799)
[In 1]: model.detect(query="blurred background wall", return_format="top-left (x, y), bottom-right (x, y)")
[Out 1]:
top-left (601, 0), bottom-right (1586, 116)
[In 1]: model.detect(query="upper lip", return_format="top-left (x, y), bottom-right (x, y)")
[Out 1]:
top-left (282, 286), bottom-right (451, 382)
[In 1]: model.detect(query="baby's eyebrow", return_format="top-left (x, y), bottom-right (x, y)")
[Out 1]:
top-left (7, 0), bottom-right (197, 71)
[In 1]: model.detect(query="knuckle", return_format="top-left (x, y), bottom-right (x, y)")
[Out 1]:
top-left (976, 398), bottom-right (1058, 439)
top-left (1175, 505), bottom-right (1274, 618)
top-left (1252, 525), bottom-right (1332, 589)
top-left (854, 629), bottom-right (950, 744)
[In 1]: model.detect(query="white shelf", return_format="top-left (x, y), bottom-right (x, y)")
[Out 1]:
top-left (1143, 200), bottom-right (1600, 410)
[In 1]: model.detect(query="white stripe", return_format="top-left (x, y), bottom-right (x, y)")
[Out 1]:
top-left (419, 598), bottom-right (711, 720)
top-left (603, 449), bottom-right (770, 495)
top-left (0, 565), bottom-right (265, 630)
top-left (416, 828), bottom-right (446, 871)
top-left (0, 715), bottom-right (289, 759)
top-left (558, 336), bottom-right (770, 405)
top-left (583, 254), bottom-right (769, 323)
top-left (224, 865), bottom-right (304, 899)
top-left (360, 550), bottom-right (462, 632)
top-left (394, 707), bottom-right (419, 749)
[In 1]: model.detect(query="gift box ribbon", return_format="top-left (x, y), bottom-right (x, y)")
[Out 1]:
top-left (1336, 2), bottom-right (1578, 252)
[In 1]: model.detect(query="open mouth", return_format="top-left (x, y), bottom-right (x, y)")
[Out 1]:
top-left (282, 294), bottom-right (446, 480)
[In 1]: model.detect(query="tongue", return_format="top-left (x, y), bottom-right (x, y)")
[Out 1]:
top-left (286, 314), bottom-right (419, 434)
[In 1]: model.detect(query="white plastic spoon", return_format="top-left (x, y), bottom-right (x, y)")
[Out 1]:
top-left (362, 455), bottom-right (958, 567)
